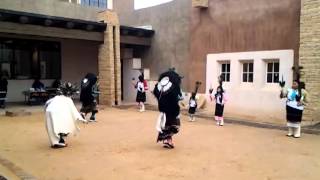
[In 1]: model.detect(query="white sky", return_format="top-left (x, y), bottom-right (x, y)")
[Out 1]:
top-left (134, 0), bottom-right (173, 10)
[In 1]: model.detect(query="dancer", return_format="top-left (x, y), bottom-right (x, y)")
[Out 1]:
top-left (188, 93), bottom-right (197, 122)
top-left (133, 75), bottom-right (146, 112)
top-left (80, 73), bottom-right (99, 122)
top-left (153, 68), bottom-right (183, 149)
top-left (45, 82), bottom-right (87, 148)
top-left (210, 75), bottom-right (228, 126)
top-left (188, 81), bottom-right (201, 122)
top-left (280, 76), bottom-right (308, 138)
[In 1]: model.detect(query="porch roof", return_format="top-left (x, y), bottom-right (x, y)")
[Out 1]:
top-left (0, 8), bottom-right (107, 32)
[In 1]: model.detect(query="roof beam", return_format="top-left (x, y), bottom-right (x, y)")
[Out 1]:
top-left (0, 21), bottom-right (104, 42)
top-left (120, 35), bottom-right (152, 46)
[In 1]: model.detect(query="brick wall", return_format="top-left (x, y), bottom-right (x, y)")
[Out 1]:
top-left (97, 10), bottom-right (121, 106)
top-left (299, 0), bottom-right (320, 122)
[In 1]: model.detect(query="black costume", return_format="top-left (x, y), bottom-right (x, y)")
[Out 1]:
top-left (135, 75), bottom-right (146, 103)
top-left (213, 86), bottom-right (226, 117)
top-left (80, 73), bottom-right (99, 121)
top-left (188, 94), bottom-right (197, 115)
top-left (153, 69), bottom-right (183, 148)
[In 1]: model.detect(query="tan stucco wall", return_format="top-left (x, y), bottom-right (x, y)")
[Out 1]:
top-left (190, 0), bottom-right (301, 93)
top-left (61, 39), bottom-right (99, 83)
top-left (299, 0), bottom-right (320, 122)
top-left (0, 0), bottom-right (100, 21)
top-left (114, 0), bottom-right (191, 90)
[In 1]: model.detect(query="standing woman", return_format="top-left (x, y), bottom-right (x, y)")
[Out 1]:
top-left (210, 85), bottom-right (228, 126)
top-left (188, 92), bottom-right (197, 122)
top-left (210, 75), bottom-right (228, 126)
top-left (280, 80), bottom-right (308, 138)
top-left (134, 75), bottom-right (146, 112)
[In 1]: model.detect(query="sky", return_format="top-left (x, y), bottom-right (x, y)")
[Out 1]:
top-left (134, 0), bottom-right (173, 10)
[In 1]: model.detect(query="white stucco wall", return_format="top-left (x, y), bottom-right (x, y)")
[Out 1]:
top-left (206, 50), bottom-right (294, 122)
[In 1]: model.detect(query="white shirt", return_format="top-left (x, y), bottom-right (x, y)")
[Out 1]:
top-left (137, 82), bottom-right (145, 93)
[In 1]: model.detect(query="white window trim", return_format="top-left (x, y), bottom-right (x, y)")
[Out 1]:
top-left (218, 60), bottom-right (231, 82)
top-left (134, 0), bottom-right (174, 10)
top-left (240, 60), bottom-right (254, 83)
top-left (264, 60), bottom-right (280, 84)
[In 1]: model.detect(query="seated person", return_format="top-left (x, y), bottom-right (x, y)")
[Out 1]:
top-left (51, 79), bottom-right (61, 89)
top-left (0, 71), bottom-right (8, 108)
top-left (32, 78), bottom-right (45, 91)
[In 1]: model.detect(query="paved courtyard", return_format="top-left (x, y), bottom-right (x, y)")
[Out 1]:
top-left (0, 107), bottom-right (319, 180)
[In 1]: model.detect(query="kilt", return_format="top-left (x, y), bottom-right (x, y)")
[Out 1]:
top-left (80, 101), bottom-right (97, 114)
top-left (136, 91), bottom-right (146, 103)
top-left (286, 105), bottom-right (303, 123)
top-left (157, 115), bottom-right (180, 142)
top-left (188, 107), bottom-right (196, 114)
top-left (215, 103), bottom-right (224, 117)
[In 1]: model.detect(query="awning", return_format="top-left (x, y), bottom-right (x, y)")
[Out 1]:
top-left (0, 8), bottom-right (107, 32)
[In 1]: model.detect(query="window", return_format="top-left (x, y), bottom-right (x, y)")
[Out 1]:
top-left (242, 62), bottom-right (254, 82)
top-left (134, 0), bottom-right (173, 10)
top-left (0, 38), bottom-right (61, 80)
top-left (266, 61), bottom-right (279, 83)
top-left (81, 0), bottom-right (107, 9)
top-left (220, 62), bottom-right (230, 82)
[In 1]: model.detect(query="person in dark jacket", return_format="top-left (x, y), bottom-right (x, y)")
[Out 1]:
top-left (0, 71), bottom-right (8, 108)
top-left (32, 78), bottom-right (45, 91)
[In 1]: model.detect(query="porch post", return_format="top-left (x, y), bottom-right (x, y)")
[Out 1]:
top-left (299, 0), bottom-right (320, 122)
top-left (97, 10), bottom-right (121, 106)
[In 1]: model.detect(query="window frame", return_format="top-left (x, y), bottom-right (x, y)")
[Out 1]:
top-left (241, 60), bottom-right (254, 83)
top-left (265, 59), bottom-right (280, 84)
top-left (0, 38), bottom-right (61, 80)
top-left (80, 0), bottom-right (107, 9)
top-left (219, 61), bottom-right (231, 82)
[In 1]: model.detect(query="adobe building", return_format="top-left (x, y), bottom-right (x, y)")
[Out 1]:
top-left (113, 0), bottom-right (319, 124)
top-left (0, 0), bottom-right (154, 106)
top-left (1, 0), bottom-right (318, 124)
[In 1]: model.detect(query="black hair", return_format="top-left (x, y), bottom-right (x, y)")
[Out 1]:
top-left (138, 75), bottom-right (144, 82)
top-left (190, 92), bottom-right (196, 100)
top-left (215, 85), bottom-right (224, 100)
top-left (293, 79), bottom-right (302, 102)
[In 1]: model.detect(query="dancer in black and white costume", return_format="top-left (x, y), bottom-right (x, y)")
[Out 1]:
top-left (80, 73), bottom-right (99, 122)
top-left (153, 69), bottom-right (183, 149)
top-left (280, 80), bottom-right (308, 138)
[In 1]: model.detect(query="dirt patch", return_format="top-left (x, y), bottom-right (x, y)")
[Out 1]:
top-left (0, 108), bottom-right (320, 180)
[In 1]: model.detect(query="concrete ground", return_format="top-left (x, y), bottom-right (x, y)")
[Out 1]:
top-left (0, 107), bottom-right (320, 180)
